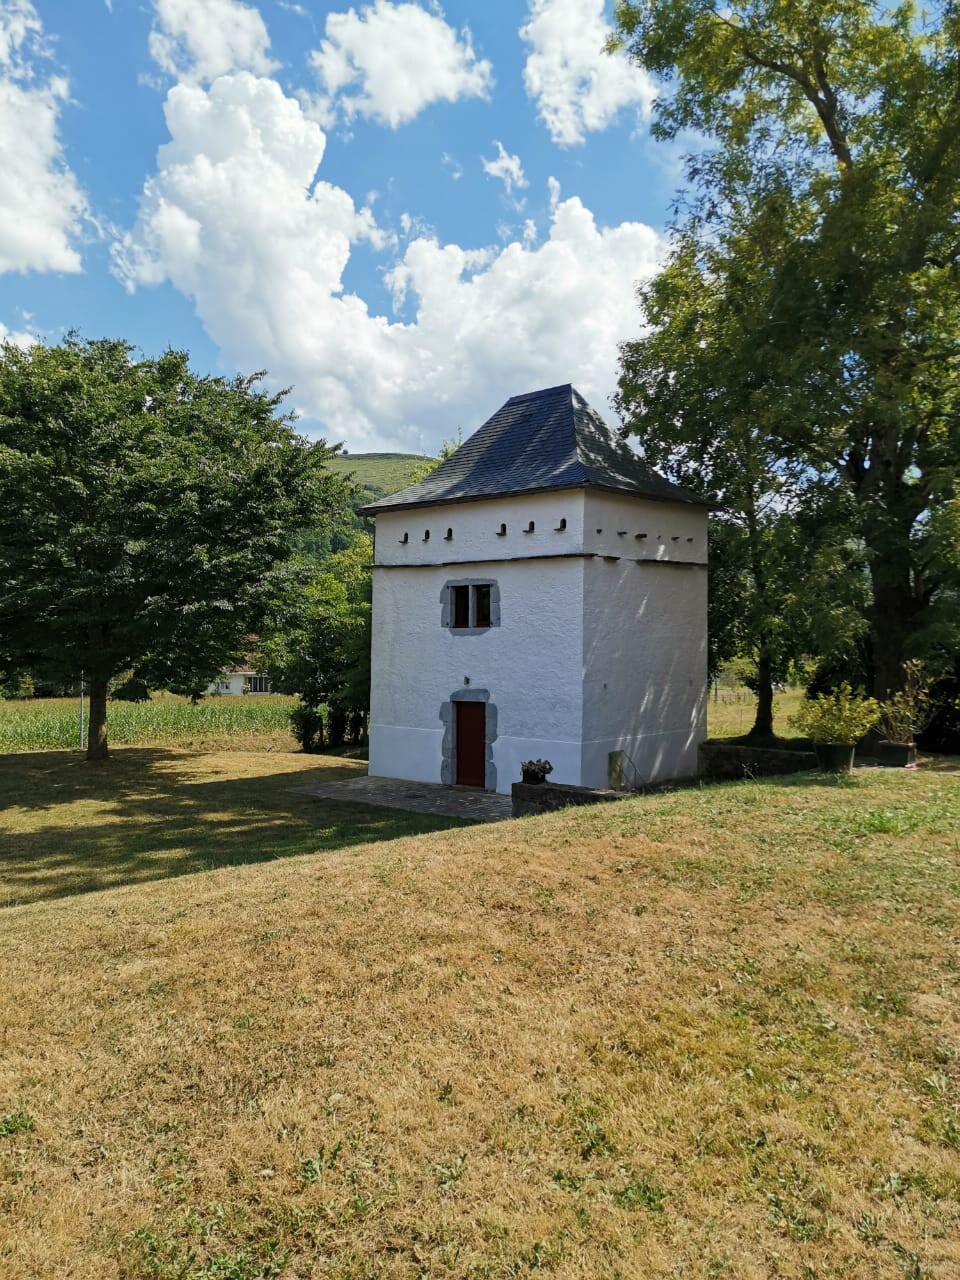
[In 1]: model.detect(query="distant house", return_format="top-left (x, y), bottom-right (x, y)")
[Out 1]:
top-left (207, 668), bottom-right (273, 696)
top-left (361, 383), bottom-right (709, 795)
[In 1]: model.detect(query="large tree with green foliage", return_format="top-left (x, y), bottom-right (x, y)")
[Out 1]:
top-left (0, 337), bottom-right (347, 759)
top-left (613, 0), bottom-right (960, 696)
top-left (617, 196), bottom-right (868, 733)
top-left (265, 533), bottom-right (372, 748)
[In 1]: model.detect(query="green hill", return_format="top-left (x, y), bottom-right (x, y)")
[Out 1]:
top-left (327, 451), bottom-right (432, 499)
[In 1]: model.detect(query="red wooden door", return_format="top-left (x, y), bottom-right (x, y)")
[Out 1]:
top-left (456, 702), bottom-right (486, 788)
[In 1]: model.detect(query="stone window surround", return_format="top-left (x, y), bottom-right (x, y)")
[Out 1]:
top-left (440, 578), bottom-right (501, 635)
top-left (440, 687), bottom-right (498, 790)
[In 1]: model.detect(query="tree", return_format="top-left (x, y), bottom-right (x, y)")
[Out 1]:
top-left (613, 0), bottom-right (960, 695)
top-left (617, 190), bottom-right (867, 734)
top-left (265, 534), bottom-right (373, 748)
top-left (0, 337), bottom-right (348, 759)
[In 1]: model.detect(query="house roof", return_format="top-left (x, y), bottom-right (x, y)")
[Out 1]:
top-left (360, 384), bottom-right (708, 515)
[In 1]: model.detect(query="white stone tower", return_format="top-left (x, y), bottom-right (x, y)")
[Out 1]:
top-left (362, 384), bottom-right (709, 794)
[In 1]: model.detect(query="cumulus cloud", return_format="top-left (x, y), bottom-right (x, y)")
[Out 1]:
top-left (0, 0), bottom-right (86, 274)
top-left (149, 0), bottom-right (278, 83)
top-left (0, 0), bottom-right (39, 65)
top-left (520, 0), bottom-right (654, 146)
top-left (309, 1), bottom-right (492, 128)
top-left (0, 317), bottom-right (37, 347)
top-left (115, 72), bottom-right (660, 451)
top-left (482, 141), bottom-right (527, 198)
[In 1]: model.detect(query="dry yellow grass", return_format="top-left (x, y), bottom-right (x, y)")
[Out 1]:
top-left (1, 754), bottom-right (959, 1279)
top-left (0, 748), bottom-right (463, 907)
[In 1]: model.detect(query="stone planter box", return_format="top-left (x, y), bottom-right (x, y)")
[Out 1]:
top-left (873, 740), bottom-right (917, 767)
top-left (512, 781), bottom-right (623, 819)
top-left (698, 741), bottom-right (818, 781)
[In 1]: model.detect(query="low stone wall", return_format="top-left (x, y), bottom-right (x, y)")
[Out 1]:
top-left (512, 781), bottom-right (624, 818)
top-left (699, 741), bottom-right (818, 781)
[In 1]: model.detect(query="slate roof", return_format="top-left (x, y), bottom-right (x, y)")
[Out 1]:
top-left (360, 384), bottom-right (708, 515)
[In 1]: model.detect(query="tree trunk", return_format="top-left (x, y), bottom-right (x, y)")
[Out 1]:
top-left (748, 649), bottom-right (775, 739)
top-left (86, 676), bottom-right (109, 761)
top-left (869, 573), bottom-right (913, 700)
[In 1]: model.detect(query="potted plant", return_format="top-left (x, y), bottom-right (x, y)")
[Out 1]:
top-left (791, 684), bottom-right (880, 773)
top-left (520, 758), bottom-right (553, 785)
top-left (876, 661), bottom-right (931, 766)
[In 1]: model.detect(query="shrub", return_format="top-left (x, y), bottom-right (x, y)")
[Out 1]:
top-left (791, 684), bottom-right (880, 744)
top-left (111, 676), bottom-right (151, 703)
top-left (879, 661), bottom-right (933, 744)
top-left (917, 660), bottom-right (960, 754)
top-left (291, 704), bottom-right (325, 754)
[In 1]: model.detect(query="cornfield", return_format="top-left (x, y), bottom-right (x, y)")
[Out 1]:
top-left (0, 695), bottom-right (298, 753)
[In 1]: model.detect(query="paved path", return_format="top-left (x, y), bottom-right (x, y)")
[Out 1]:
top-left (292, 774), bottom-right (513, 823)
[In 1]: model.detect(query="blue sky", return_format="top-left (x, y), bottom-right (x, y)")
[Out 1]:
top-left (0, 1), bottom-right (680, 451)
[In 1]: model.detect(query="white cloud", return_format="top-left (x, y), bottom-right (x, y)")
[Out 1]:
top-left (115, 72), bottom-right (661, 451)
top-left (0, 1), bottom-right (86, 275)
top-left (520, 0), bottom-right (654, 146)
top-left (0, 0), bottom-right (40, 66)
top-left (0, 317), bottom-right (37, 348)
top-left (441, 151), bottom-right (463, 180)
top-left (482, 141), bottom-right (527, 197)
top-left (149, 0), bottom-right (278, 83)
top-left (309, 1), bottom-right (492, 128)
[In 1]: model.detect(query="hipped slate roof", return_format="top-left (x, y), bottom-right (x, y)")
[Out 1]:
top-left (360, 383), bottom-right (708, 515)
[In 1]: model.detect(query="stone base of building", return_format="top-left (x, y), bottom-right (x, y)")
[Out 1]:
top-left (511, 780), bottom-right (624, 818)
top-left (698, 740), bottom-right (818, 780)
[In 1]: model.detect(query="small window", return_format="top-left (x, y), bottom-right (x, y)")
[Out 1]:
top-left (474, 584), bottom-right (492, 629)
top-left (555, 517), bottom-right (566, 532)
top-left (423, 529), bottom-right (431, 542)
top-left (451, 585), bottom-right (470, 629)
top-left (525, 520), bottom-right (535, 533)
top-left (400, 532), bottom-right (409, 544)
top-left (444, 527), bottom-right (453, 541)
top-left (496, 523), bottom-right (507, 537)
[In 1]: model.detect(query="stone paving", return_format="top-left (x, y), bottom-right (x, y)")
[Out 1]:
top-left (292, 774), bottom-right (513, 823)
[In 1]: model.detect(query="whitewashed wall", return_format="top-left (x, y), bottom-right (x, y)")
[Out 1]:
top-left (582, 490), bottom-right (708, 564)
top-left (581, 492), bottom-right (708, 787)
top-left (368, 488), bottom-right (708, 793)
top-left (369, 492), bottom-right (588, 793)
top-left (206, 673), bottom-right (246, 696)
top-left (373, 490), bottom-right (586, 567)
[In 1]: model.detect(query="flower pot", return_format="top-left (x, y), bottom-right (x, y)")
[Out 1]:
top-left (521, 768), bottom-right (547, 785)
top-left (814, 742), bottom-right (855, 773)
top-left (875, 740), bottom-right (917, 767)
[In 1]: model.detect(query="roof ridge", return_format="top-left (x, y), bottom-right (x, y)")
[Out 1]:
top-left (505, 382), bottom-right (572, 404)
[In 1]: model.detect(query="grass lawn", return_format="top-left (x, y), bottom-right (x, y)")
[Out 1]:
top-left (1, 748), bottom-right (959, 1278)
top-left (0, 748), bottom-right (466, 907)
top-left (707, 686), bottom-right (805, 740)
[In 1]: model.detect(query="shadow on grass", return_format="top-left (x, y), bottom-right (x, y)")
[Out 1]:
top-left (0, 749), bottom-right (471, 908)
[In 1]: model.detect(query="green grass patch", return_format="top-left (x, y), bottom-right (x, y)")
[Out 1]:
top-left (325, 451), bottom-right (431, 498)
top-left (0, 695), bottom-right (298, 753)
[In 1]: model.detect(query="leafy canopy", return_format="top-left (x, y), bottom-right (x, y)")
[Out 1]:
top-left (613, 0), bottom-right (960, 693)
top-left (0, 337), bottom-right (348, 750)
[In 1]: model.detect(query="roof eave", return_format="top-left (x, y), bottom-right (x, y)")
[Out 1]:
top-left (360, 479), bottom-right (715, 516)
